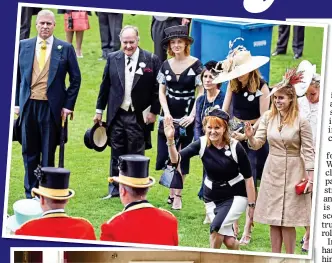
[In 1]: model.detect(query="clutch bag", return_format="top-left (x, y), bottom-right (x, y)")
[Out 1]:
top-left (295, 178), bottom-right (308, 195)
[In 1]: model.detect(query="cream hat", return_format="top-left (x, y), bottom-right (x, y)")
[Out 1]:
top-left (212, 37), bottom-right (270, 84)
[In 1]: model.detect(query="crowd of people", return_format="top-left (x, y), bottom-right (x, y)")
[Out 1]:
top-left (9, 8), bottom-right (320, 254)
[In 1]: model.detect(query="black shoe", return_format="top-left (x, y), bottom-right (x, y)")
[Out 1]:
top-left (272, 50), bottom-right (286, 56)
top-left (294, 53), bottom-right (302, 59)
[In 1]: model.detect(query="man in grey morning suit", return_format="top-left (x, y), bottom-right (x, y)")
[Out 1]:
top-left (15, 10), bottom-right (81, 198)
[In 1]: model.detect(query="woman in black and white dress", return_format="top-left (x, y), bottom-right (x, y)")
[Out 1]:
top-left (164, 107), bottom-right (256, 249)
top-left (156, 25), bottom-right (203, 210)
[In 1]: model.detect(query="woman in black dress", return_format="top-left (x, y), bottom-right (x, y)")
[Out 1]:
top-left (156, 25), bottom-right (203, 210)
top-left (213, 40), bottom-right (270, 244)
top-left (164, 107), bottom-right (256, 249)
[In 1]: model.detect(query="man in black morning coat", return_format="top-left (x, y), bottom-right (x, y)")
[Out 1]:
top-left (93, 25), bottom-right (161, 199)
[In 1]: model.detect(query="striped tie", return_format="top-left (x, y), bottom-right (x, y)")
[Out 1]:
top-left (127, 57), bottom-right (132, 72)
top-left (39, 40), bottom-right (47, 71)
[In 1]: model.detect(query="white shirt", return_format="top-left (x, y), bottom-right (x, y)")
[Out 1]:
top-left (35, 35), bottom-right (54, 64)
top-left (120, 48), bottom-right (140, 111)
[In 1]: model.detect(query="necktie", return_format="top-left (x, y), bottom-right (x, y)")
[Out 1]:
top-left (39, 40), bottom-right (47, 71)
top-left (127, 57), bottom-right (132, 72)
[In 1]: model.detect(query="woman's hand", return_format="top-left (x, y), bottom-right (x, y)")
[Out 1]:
top-left (164, 118), bottom-right (175, 139)
top-left (164, 113), bottom-right (173, 124)
top-left (304, 179), bottom-right (313, 194)
top-left (179, 115), bottom-right (194, 128)
top-left (244, 122), bottom-right (254, 138)
top-left (231, 127), bottom-right (246, 141)
top-left (231, 132), bottom-right (246, 141)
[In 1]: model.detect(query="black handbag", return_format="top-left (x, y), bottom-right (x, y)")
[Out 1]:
top-left (159, 163), bottom-right (183, 189)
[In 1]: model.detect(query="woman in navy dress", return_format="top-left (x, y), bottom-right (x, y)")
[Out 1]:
top-left (164, 107), bottom-right (256, 249)
top-left (213, 40), bottom-right (270, 245)
top-left (194, 60), bottom-right (225, 200)
top-left (156, 25), bottom-right (203, 210)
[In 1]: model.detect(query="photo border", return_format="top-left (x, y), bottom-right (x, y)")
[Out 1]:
top-left (4, 2), bottom-right (328, 260)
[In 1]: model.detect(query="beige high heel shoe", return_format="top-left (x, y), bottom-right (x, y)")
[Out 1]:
top-left (171, 194), bottom-right (182, 210)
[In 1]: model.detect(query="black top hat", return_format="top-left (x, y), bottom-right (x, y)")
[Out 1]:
top-left (204, 106), bottom-right (230, 123)
top-left (161, 25), bottom-right (194, 48)
top-left (32, 166), bottom-right (75, 200)
top-left (13, 118), bottom-right (22, 145)
top-left (108, 154), bottom-right (155, 188)
top-left (84, 122), bottom-right (108, 152)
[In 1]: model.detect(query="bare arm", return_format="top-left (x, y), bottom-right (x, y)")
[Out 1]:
top-left (259, 84), bottom-right (270, 115)
top-left (245, 177), bottom-right (256, 204)
top-left (222, 83), bottom-right (232, 113)
top-left (159, 83), bottom-right (171, 116)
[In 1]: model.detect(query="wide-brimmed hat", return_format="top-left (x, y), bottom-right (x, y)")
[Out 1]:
top-left (212, 38), bottom-right (269, 84)
top-left (267, 67), bottom-right (304, 98)
top-left (32, 166), bottom-right (75, 200)
top-left (7, 199), bottom-right (43, 233)
top-left (294, 60), bottom-right (316, 97)
top-left (84, 122), bottom-right (108, 152)
top-left (12, 117), bottom-right (22, 144)
top-left (161, 25), bottom-right (194, 48)
top-left (108, 154), bottom-right (155, 188)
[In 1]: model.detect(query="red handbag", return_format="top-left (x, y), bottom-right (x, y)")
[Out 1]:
top-left (64, 11), bottom-right (90, 32)
top-left (295, 178), bottom-right (308, 195)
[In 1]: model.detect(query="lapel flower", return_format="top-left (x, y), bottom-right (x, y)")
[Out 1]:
top-left (57, 45), bottom-right (63, 50)
top-left (139, 62), bottom-right (146, 68)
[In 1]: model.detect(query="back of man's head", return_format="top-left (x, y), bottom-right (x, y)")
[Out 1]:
top-left (120, 184), bottom-right (149, 205)
top-left (40, 196), bottom-right (68, 211)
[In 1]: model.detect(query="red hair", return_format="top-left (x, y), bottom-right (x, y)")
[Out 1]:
top-left (202, 116), bottom-right (230, 146)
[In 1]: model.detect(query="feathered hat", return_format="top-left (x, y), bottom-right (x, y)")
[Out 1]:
top-left (267, 67), bottom-right (304, 98)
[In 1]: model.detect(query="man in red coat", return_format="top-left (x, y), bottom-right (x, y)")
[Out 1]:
top-left (15, 166), bottom-right (96, 240)
top-left (100, 154), bottom-right (178, 246)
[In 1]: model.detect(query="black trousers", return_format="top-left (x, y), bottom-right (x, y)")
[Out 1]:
top-left (97, 12), bottom-right (123, 58)
top-left (276, 25), bottom-right (305, 55)
top-left (151, 17), bottom-right (183, 62)
top-left (21, 100), bottom-right (58, 198)
top-left (20, 7), bottom-right (34, 40)
top-left (108, 108), bottom-right (145, 195)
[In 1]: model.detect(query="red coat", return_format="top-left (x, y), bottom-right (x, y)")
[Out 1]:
top-left (15, 212), bottom-right (96, 240)
top-left (100, 201), bottom-right (178, 246)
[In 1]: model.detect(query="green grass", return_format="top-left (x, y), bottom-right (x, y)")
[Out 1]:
top-left (7, 9), bottom-right (324, 255)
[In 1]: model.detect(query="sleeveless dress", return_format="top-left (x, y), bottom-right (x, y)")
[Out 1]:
top-left (156, 59), bottom-right (203, 174)
top-left (231, 79), bottom-right (269, 184)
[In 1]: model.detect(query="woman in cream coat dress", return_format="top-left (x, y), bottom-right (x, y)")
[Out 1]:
top-left (244, 67), bottom-right (315, 254)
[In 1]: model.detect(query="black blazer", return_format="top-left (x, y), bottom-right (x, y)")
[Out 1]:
top-left (96, 48), bottom-right (161, 148)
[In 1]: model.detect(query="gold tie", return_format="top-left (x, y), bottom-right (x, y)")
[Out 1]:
top-left (39, 40), bottom-right (47, 71)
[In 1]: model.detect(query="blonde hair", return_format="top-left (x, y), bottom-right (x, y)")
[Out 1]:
top-left (167, 38), bottom-right (191, 57)
top-left (229, 69), bottom-right (262, 93)
top-left (270, 85), bottom-right (299, 125)
top-left (202, 116), bottom-right (230, 146)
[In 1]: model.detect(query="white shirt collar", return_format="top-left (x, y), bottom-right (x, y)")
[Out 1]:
top-left (125, 47), bottom-right (140, 62)
top-left (37, 35), bottom-right (54, 46)
top-left (42, 208), bottom-right (65, 216)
